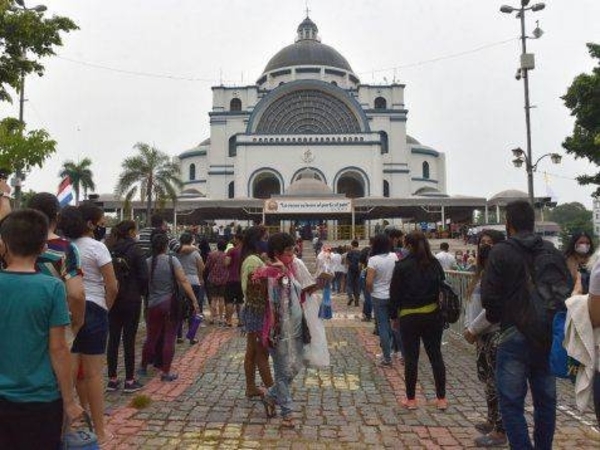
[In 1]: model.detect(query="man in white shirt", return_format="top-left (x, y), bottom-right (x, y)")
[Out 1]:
top-left (435, 242), bottom-right (458, 271)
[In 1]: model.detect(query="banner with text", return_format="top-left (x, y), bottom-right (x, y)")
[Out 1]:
top-left (264, 198), bottom-right (353, 214)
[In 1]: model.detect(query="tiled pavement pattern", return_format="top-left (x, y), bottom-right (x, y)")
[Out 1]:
top-left (100, 244), bottom-right (599, 448)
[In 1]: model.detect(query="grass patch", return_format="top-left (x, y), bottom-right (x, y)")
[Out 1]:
top-left (129, 394), bottom-right (152, 409)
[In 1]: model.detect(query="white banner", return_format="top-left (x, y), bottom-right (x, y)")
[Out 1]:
top-left (264, 198), bottom-right (352, 214)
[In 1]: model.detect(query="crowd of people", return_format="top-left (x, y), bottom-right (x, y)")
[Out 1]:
top-left (0, 193), bottom-right (599, 449)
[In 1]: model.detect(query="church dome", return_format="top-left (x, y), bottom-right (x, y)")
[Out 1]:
top-left (263, 17), bottom-right (354, 75)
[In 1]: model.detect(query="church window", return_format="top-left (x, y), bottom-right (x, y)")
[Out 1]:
top-left (374, 97), bottom-right (387, 110)
top-left (255, 89), bottom-right (362, 134)
top-left (230, 98), bottom-right (242, 111)
top-left (228, 136), bottom-right (237, 157)
top-left (383, 180), bottom-right (390, 197)
top-left (228, 181), bottom-right (234, 199)
top-left (189, 163), bottom-right (196, 181)
top-left (422, 161), bottom-right (430, 179)
top-left (380, 131), bottom-right (389, 154)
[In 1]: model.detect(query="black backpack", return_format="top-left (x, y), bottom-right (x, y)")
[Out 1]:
top-left (439, 280), bottom-right (461, 326)
top-left (507, 240), bottom-right (572, 351)
top-left (111, 243), bottom-right (135, 288)
top-left (436, 262), bottom-right (461, 326)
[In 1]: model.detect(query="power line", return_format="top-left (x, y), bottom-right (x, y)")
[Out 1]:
top-left (358, 37), bottom-right (518, 75)
top-left (56, 36), bottom-right (519, 84)
top-left (55, 55), bottom-right (228, 83)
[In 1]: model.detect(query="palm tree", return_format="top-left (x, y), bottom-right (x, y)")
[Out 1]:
top-left (115, 142), bottom-right (182, 226)
top-left (59, 158), bottom-right (96, 205)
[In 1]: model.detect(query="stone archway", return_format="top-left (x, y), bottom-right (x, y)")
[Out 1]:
top-left (336, 172), bottom-right (365, 198)
top-left (252, 173), bottom-right (281, 199)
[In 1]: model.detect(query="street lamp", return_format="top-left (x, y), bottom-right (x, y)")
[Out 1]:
top-left (10, 1), bottom-right (47, 209)
top-left (500, 0), bottom-right (546, 207)
top-left (511, 146), bottom-right (561, 173)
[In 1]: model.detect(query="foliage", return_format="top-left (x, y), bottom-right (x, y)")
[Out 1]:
top-left (0, 0), bottom-right (78, 103)
top-left (547, 202), bottom-right (594, 244)
top-left (129, 394), bottom-right (152, 409)
top-left (59, 158), bottom-right (95, 204)
top-left (0, 117), bottom-right (56, 173)
top-left (115, 142), bottom-right (182, 225)
top-left (562, 43), bottom-right (600, 197)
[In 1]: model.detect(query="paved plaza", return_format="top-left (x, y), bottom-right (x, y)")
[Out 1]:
top-left (102, 291), bottom-right (599, 449)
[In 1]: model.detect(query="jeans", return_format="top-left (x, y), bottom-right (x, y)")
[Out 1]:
top-left (360, 271), bottom-right (372, 319)
top-left (399, 311), bottom-right (446, 399)
top-left (267, 335), bottom-right (304, 418)
top-left (107, 301), bottom-right (142, 380)
top-left (372, 297), bottom-right (392, 361)
top-left (346, 269), bottom-right (360, 304)
top-left (496, 327), bottom-right (556, 450)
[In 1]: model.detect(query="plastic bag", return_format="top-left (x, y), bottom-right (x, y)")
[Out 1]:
top-left (318, 283), bottom-right (333, 320)
top-left (303, 294), bottom-right (330, 368)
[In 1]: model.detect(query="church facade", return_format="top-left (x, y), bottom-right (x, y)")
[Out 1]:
top-left (178, 17), bottom-right (447, 202)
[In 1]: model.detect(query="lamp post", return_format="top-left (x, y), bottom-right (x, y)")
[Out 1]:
top-left (511, 147), bottom-right (561, 205)
top-left (10, 1), bottom-right (47, 209)
top-left (500, 0), bottom-right (546, 207)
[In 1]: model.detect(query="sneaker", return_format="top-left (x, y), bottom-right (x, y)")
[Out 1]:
top-left (123, 380), bottom-right (143, 393)
top-left (176, 338), bottom-right (184, 344)
top-left (161, 373), bottom-right (179, 382)
top-left (106, 379), bottom-right (120, 392)
top-left (474, 433), bottom-right (507, 447)
top-left (436, 398), bottom-right (448, 411)
top-left (136, 367), bottom-right (148, 378)
top-left (402, 398), bottom-right (417, 410)
top-left (376, 355), bottom-right (392, 366)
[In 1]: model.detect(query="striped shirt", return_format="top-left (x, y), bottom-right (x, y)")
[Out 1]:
top-left (137, 227), bottom-right (181, 257)
top-left (36, 238), bottom-right (83, 281)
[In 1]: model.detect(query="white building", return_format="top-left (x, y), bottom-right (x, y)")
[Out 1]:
top-left (178, 17), bottom-right (447, 203)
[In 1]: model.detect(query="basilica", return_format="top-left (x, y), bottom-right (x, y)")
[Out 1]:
top-left (178, 16), bottom-right (447, 202)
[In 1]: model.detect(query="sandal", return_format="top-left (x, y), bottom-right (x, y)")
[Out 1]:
top-left (280, 416), bottom-right (295, 429)
top-left (261, 395), bottom-right (276, 418)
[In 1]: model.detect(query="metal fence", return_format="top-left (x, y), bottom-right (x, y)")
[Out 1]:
top-left (444, 270), bottom-right (475, 334)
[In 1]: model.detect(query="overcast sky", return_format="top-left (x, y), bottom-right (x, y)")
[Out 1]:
top-left (2, 0), bottom-right (599, 208)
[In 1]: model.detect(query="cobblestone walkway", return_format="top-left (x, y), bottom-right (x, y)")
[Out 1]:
top-left (102, 299), bottom-right (598, 449)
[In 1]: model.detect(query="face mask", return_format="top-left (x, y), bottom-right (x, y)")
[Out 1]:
top-left (278, 254), bottom-right (294, 266)
top-left (575, 244), bottom-right (590, 255)
top-left (478, 244), bottom-right (492, 262)
top-left (94, 225), bottom-right (107, 241)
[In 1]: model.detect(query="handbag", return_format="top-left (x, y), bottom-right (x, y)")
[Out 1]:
top-left (61, 412), bottom-right (99, 450)
top-left (168, 256), bottom-right (187, 322)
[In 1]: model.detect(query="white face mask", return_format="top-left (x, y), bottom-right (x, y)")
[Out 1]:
top-left (575, 244), bottom-right (590, 255)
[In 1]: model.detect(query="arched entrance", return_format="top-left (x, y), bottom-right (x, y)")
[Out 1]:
top-left (336, 172), bottom-right (365, 198)
top-left (252, 173), bottom-right (281, 199)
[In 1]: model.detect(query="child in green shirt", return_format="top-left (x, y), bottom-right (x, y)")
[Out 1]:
top-left (0, 209), bottom-right (83, 449)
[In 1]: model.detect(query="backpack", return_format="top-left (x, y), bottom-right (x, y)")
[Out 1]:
top-left (346, 250), bottom-right (360, 271)
top-left (439, 280), bottom-right (461, 326)
top-left (507, 240), bottom-right (572, 352)
top-left (111, 243), bottom-right (134, 288)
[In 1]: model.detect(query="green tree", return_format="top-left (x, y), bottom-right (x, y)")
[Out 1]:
top-left (0, 0), bottom-right (78, 103)
top-left (547, 202), bottom-right (594, 245)
top-left (59, 158), bottom-right (96, 205)
top-left (115, 143), bottom-right (182, 226)
top-left (562, 43), bottom-right (600, 197)
top-left (0, 117), bottom-right (56, 174)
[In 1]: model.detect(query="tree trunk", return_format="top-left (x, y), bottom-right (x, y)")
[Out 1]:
top-left (145, 176), bottom-right (153, 226)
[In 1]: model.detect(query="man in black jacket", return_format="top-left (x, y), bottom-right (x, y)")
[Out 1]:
top-left (481, 200), bottom-right (556, 450)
